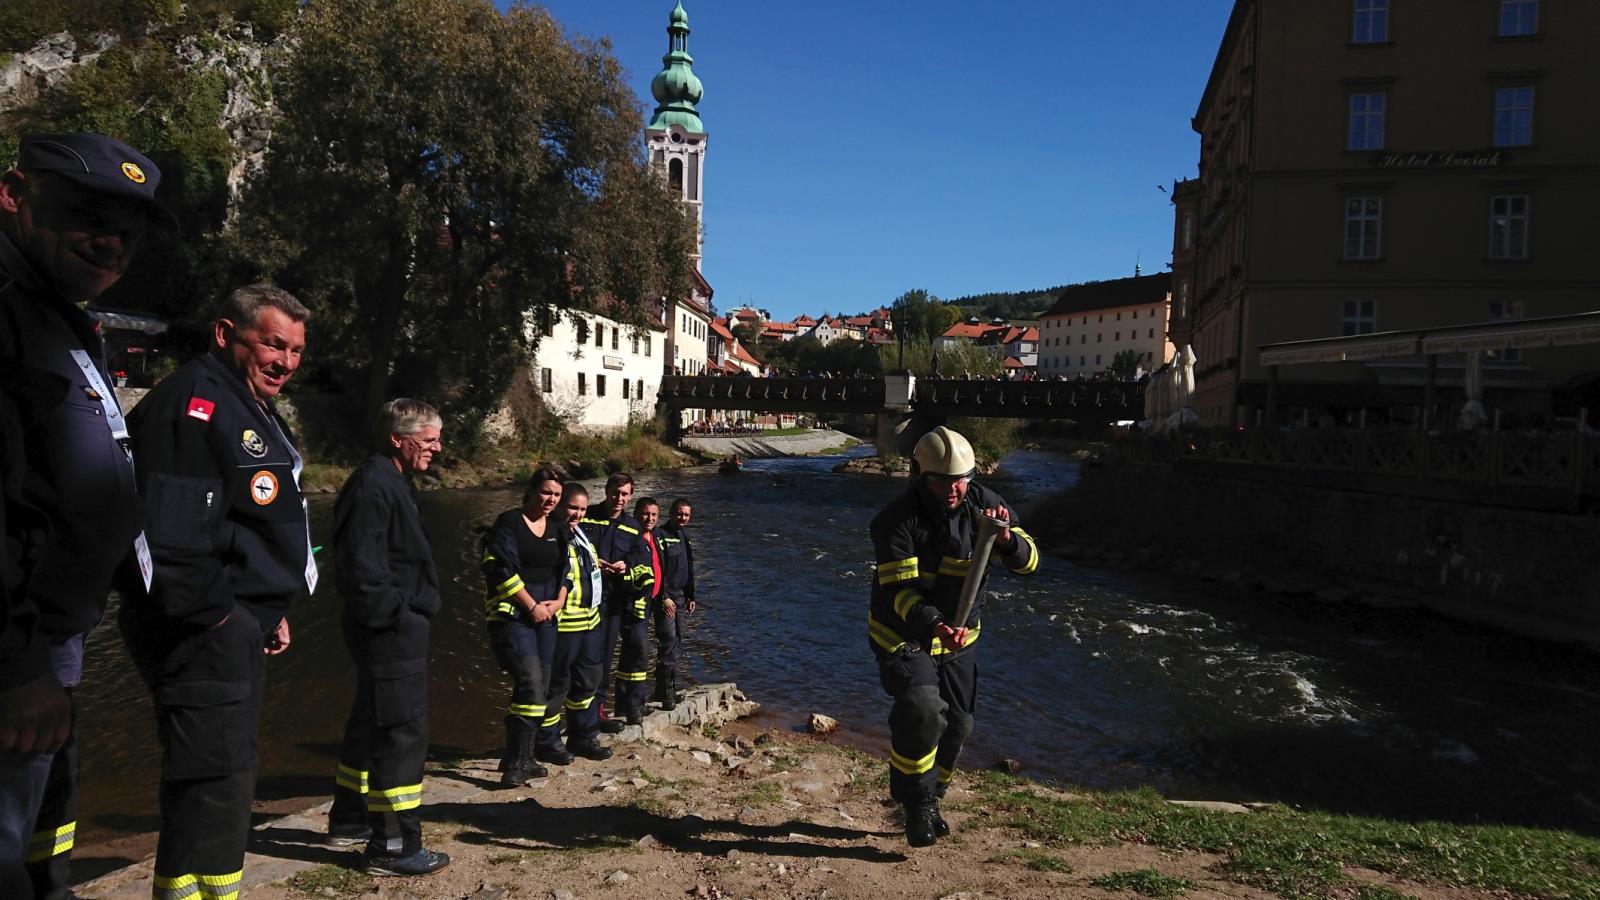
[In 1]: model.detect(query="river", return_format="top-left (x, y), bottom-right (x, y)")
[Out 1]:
top-left (73, 446), bottom-right (1600, 856)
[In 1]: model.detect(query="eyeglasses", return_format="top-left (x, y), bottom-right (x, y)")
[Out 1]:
top-left (405, 434), bottom-right (443, 450)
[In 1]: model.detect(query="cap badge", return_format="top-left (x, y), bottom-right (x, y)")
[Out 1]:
top-left (121, 162), bottom-right (146, 184)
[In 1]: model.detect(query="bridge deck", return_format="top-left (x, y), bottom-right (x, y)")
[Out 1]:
top-left (656, 375), bottom-right (1144, 420)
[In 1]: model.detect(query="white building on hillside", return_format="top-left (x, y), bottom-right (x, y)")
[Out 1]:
top-left (530, 310), bottom-right (666, 431)
top-left (1037, 274), bottom-right (1174, 377)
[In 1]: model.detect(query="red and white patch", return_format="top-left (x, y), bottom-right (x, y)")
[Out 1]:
top-left (186, 397), bottom-right (216, 422)
top-left (249, 471), bottom-right (279, 506)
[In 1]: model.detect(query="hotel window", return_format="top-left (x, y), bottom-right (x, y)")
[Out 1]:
top-left (621, 378), bottom-right (629, 398)
top-left (1488, 300), bottom-right (1525, 362)
top-left (539, 308), bottom-right (554, 337)
top-left (1181, 213), bottom-right (1194, 250)
top-left (1493, 87), bottom-right (1534, 147)
top-left (632, 334), bottom-right (640, 354)
top-left (1489, 195), bottom-right (1530, 259)
top-left (1148, 329), bottom-right (1155, 338)
top-left (594, 324), bottom-right (603, 348)
top-left (1095, 355), bottom-right (1102, 366)
top-left (1343, 197), bottom-right (1383, 259)
top-left (1065, 335), bottom-right (1071, 346)
top-left (611, 329), bottom-right (619, 351)
top-left (644, 337), bottom-right (651, 357)
top-left (578, 373), bottom-right (587, 395)
top-left (637, 381), bottom-right (645, 400)
top-left (596, 374), bottom-right (606, 397)
top-left (1352, 0), bottom-right (1388, 43)
top-left (1499, 0), bottom-right (1538, 36)
top-left (1341, 300), bottom-right (1377, 336)
top-left (540, 367), bottom-right (552, 393)
top-left (1177, 281), bottom-right (1189, 318)
top-left (1347, 92), bottom-right (1386, 150)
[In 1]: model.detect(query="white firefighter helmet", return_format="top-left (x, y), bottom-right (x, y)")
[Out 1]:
top-left (911, 426), bottom-right (976, 477)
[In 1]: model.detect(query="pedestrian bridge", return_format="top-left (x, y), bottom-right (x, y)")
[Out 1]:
top-left (656, 375), bottom-right (1144, 421)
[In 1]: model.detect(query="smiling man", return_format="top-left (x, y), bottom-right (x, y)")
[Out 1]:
top-left (0, 132), bottom-right (172, 899)
top-left (118, 283), bottom-right (317, 899)
top-left (325, 399), bottom-right (447, 877)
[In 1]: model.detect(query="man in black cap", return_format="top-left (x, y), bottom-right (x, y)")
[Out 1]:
top-left (0, 132), bottom-right (171, 899)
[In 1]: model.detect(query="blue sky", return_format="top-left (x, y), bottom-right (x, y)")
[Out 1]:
top-left (526, 1), bottom-right (1234, 321)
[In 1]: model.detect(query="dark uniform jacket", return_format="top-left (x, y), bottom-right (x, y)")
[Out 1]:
top-left (124, 352), bottom-right (312, 635)
top-left (481, 509), bottom-right (571, 623)
top-left (333, 454), bottom-right (440, 630)
top-left (555, 526), bottom-right (603, 633)
top-left (580, 511), bottom-right (654, 619)
top-left (658, 523), bottom-right (695, 603)
top-left (0, 231), bottom-right (141, 688)
top-left (868, 481), bottom-right (1039, 660)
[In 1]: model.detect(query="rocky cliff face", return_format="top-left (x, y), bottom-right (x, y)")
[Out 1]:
top-left (0, 24), bottom-right (276, 202)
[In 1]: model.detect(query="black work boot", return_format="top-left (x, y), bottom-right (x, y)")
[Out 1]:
top-left (905, 801), bottom-right (940, 848)
top-left (499, 719), bottom-right (547, 788)
top-left (931, 799), bottom-right (952, 838)
top-left (568, 737), bottom-right (613, 761)
top-left (536, 741), bottom-right (574, 766)
top-left (496, 715), bottom-right (518, 772)
top-left (655, 670), bottom-right (677, 711)
top-left (597, 706), bottom-right (626, 734)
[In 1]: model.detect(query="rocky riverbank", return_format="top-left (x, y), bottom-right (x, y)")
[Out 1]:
top-left (680, 429), bottom-right (857, 459)
top-left (71, 682), bottom-right (1598, 900)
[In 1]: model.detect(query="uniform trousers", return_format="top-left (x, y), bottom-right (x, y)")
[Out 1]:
top-left (489, 617), bottom-right (555, 723)
top-left (329, 610), bottom-right (431, 858)
top-left (0, 637), bottom-right (81, 900)
top-left (652, 601), bottom-right (682, 696)
top-left (609, 597), bottom-right (652, 716)
top-left (121, 604), bottom-right (268, 900)
top-left (877, 645), bottom-right (977, 806)
top-left (536, 624), bottom-right (604, 753)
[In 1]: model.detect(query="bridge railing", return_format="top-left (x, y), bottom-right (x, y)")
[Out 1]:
top-left (913, 378), bottom-right (1144, 410)
top-left (658, 375), bottom-right (884, 404)
top-left (1118, 427), bottom-right (1600, 498)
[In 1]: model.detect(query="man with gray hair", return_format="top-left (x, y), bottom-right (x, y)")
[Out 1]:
top-left (119, 282), bottom-right (316, 898)
top-left (324, 399), bottom-right (447, 877)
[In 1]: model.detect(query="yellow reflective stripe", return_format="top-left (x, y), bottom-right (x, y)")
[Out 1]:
top-left (153, 871), bottom-right (243, 900)
top-left (889, 746), bottom-right (937, 775)
top-left (868, 617), bottom-right (907, 654)
top-left (892, 587), bottom-right (922, 620)
top-left (335, 763), bottom-right (369, 794)
top-left (877, 556), bottom-right (919, 585)
top-left (367, 783), bottom-right (423, 812)
top-left (937, 765), bottom-right (956, 784)
top-left (25, 821), bottom-right (74, 862)
top-left (617, 670), bottom-right (649, 682)
top-left (489, 574), bottom-right (524, 601)
top-left (482, 551), bottom-right (496, 563)
top-left (557, 608), bottom-right (601, 631)
top-left (937, 555), bottom-right (971, 577)
top-left (930, 622), bottom-right (981, 656)
top-left (617, 524), bottom-right (640, 535)
top-left (541, 713), bottom-right (562, 727)
top-left (565, 695), bottom-right (595, 711)
top-left (1008, 527), bottom-right (1040, 575)
top-left (510, 702), bottom-right (546, 718)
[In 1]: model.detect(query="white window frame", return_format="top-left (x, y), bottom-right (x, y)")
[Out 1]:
top-left (1498, 0), bottom-right (1538, 37)
top-left (1342, 300), bottom-right (1377, 336)
top-left (1343, 197), bottom-right (1383, 260)
top-left (1493, 86), bottom-right (1534, 147)
top-left (1488, 195), bottom-right (1530, 259)
top-left (1352, 0), bottom-right (1389, 43)
top-left (1348, 92), bottom-right (1386, 151)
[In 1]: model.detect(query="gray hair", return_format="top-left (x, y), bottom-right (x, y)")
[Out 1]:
top-left (382, 398), bottom-right (442, 438)
top-left (218, 282), bottom-right (310, 329)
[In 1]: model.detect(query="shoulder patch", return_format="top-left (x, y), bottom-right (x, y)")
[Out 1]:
top-left (186, 397), bottom-right (216, 422)
top-left (249, 470), bottom-right (279, 505)
top-left (240, 428), bottom-right (268, 458)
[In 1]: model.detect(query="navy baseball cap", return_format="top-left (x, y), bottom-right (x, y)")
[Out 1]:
top-left (18, 132), bottom-right (178, 230)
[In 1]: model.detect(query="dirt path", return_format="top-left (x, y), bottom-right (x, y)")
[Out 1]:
top-left (74, 686), bottom-right (1503, 900)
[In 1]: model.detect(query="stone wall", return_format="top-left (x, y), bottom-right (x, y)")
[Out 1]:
top-left (1058, 459), bottom-right (1600, 649)
top-left (680, 429), bottom-right (855, 458)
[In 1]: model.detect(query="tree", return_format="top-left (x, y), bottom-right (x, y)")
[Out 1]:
top-left (232, 0), bottom-right (694, 442)
top-left (1110, 349), bottom-right (1143, 380)
top-left (891, 288), bottom-right (961, 343)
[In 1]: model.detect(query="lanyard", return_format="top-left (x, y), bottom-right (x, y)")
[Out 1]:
top-left (67, 349), bottom-right (153, 592)
top-left (261, 407), bottom-right (318, 594)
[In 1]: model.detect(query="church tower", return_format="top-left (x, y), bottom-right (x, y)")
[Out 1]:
top-left (646, 1), bottom-right (707, 269)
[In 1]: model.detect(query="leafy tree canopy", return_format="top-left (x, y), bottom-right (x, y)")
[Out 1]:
top-left (230, 0), bottom-right (695, 445)
top-left (890, 288), bottom-right (962, 343)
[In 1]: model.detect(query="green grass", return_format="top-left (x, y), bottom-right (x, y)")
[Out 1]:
top-left (972, 775), bottom-right (1600, 899)
top-left (1090, 869), bottom-right (1195, 898)
top-left (285, 865), bottom-right (374, 896)
top-left (992, 848), bottom-right (1074, 873)
top-left (737, 780), bottom-right (783, 807)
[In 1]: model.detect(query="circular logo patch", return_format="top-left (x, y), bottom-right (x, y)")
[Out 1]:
top-left (121, 162), bottom-right (147, 184)
top-left (241, 429), bottom-right (268, 458)
top-left (250, 470), bottom-right (279, 506)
